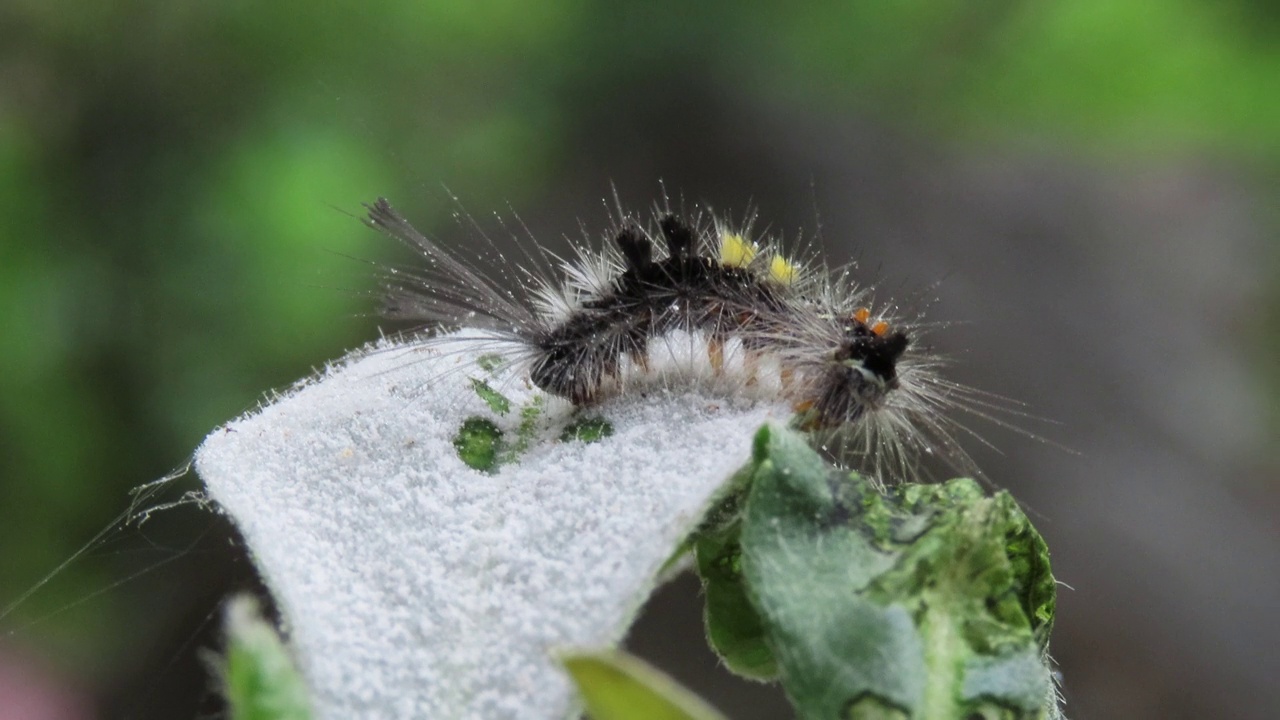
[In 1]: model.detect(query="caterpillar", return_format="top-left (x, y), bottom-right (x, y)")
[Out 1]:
top-left (365, 195), bottom-right (1013, 485)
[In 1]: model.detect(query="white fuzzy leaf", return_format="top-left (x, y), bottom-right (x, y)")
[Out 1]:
top-left (196, 331), bottom-right (786, 719)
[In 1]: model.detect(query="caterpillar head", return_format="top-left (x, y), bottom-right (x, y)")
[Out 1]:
top-left (804, 307), bottom-right (910, 426)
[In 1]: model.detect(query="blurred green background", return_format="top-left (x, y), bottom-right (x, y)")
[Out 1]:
top-left (1, 1), bottom-right (1276, 718)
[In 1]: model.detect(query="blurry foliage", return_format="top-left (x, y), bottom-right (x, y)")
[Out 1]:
top-left (0, 0), bottom-right (1274, 711)
top-left (752, 1), bottom-right (1280, 157)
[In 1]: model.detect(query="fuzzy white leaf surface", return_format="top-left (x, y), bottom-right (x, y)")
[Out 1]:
top-left (195, 331), bottom-right (787, 719)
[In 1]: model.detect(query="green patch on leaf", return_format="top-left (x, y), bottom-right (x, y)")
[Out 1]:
top-left (695, 424), bottom-right (1059, 719)
top-left (500, 395), bottom-right (545, 464)
top-left (469, 378), bottom-right (511, 415)
top-left (456, 378), bottom-right (549, 470)
top-left (453, 417), bottom-right (503, 472)
top-left (559, 415), bottom-right (614, 444)
top-left (222, 595), bottom-right (311, 720)
top-left (560, 649), bottom-right (727, 720)
top-left (476, 353), bottom-right (504, 373)
top-left (514, 395), bottom-right (545, 451)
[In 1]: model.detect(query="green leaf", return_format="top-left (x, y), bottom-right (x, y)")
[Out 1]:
top-left (223, 595), bottom-right (312, 720)
top-left (692, 473), bottom-right (777, 680)
top-left (733, 425), bottom-right (1058, 719)
top-left (561, 649), bottom-right (727, 720)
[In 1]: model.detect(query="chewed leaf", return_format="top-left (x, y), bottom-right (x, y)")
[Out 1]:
top-left (195, 331), bottom-right (790, 718)
top-left (560, 649), bottom-right (727, 720)
top-left (734, 425), bottom-right (1063, 719)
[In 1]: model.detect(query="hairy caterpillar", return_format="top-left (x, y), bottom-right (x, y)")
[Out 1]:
top-left (366, 195), bottom-right (1014, 485)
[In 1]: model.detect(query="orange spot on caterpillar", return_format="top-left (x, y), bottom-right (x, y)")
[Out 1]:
top-left (853, 307), bottom-right (871, 324)
top-left (791, 399), bottom-right (822, 430)
top-left (871, 320), bottom-right (890, 336)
